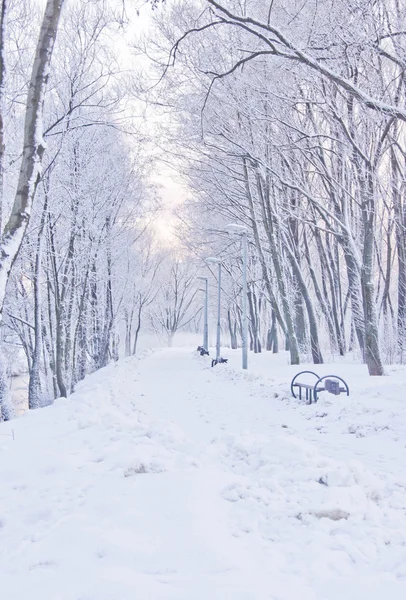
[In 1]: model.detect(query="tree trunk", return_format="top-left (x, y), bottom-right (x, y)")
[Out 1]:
top-left (132, 302), bottom-right (143, 355)
top-left (304, 232), bottom-right (337, 354)
top-left (227, 308), bottom-right (238, 349)
top-left (294, 293), bottom-right (307, 349)
top-left (0, 348), bottom-right (10, 420)
top-left (247, 287), bottom-right (261, 353)
top-left (0, 0), bottom-right (64, 314)
top-left (255, 170), bottom-right (300, 364)
top-left (314, 229), bottom-right (346, 355)
top-left (48, 217), bottom-right (67, 398)
top-left (28, 187), bottom-right (49, 409)
top-left (284, 243), bottom-right (323, 364)
top-left (242, 158), bottom-right (287, 340)
top-left (342, 242), bottom-right (365, 357)
top-left (125, 309), bottom-right (132, 357)
top-left (266, 309), bottom-right (278, 353)
top-left (0, 0), bottom-right (7, 238)
top-left (358, 169), bottom-right (384, 375)
top-left (391, 143), bottom-right (406, 362)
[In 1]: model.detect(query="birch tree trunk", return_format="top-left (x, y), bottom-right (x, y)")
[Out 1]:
top-left (0, 0), bottom-right (64, 313)
top-left (0, 0), bottom-right (7, 418)
top-left (0, 0), bottom-right (6, 238)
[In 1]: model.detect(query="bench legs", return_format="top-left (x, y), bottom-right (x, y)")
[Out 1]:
top-left (297, 386), bottom-right (313, 404)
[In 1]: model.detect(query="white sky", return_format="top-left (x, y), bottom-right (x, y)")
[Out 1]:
top-left (116, 1), bottom-right (189, 246)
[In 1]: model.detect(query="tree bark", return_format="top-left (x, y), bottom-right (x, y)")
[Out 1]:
top-left (360, 170), bottom-right (384, 375)
top-left (28, 187), bottom-right (49, 409)
top-left (0, 0), bottom-right (7, 238)
top-left (255, 169), bottom-right (300, 364)
top-left (0, 0), bottom-right (64, 315)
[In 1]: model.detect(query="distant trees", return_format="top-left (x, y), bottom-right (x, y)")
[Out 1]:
top-left (150, 258), bottom-right (200, 346)
top-left (123, 235), bottom-right (163, 357)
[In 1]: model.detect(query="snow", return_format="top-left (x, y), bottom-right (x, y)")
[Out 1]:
top-left (1, 348), bottom-right (406, 599)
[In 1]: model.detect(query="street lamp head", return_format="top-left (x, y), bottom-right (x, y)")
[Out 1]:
top-left (225, 223), bottom-right (247, 235)
top-left (205, 256), bottom-right (222, 264)
top-left (196, 276), bottom-right (208, 281)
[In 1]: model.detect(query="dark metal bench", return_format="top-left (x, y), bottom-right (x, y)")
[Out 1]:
top-left (291, 371), bottom-right (349, 404)
top-left (211, 357), bottom-right (228, 367)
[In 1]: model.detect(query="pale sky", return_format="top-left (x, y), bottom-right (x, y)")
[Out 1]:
top-left (121, 2), bottom-right (189, 246)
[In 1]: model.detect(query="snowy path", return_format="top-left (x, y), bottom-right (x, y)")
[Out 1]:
top-left (1, 349), bottom-right (406, 599)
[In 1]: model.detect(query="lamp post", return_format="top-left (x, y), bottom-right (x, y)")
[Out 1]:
top-left (197, 276), bottom-right (209, 351)
top-left (205, 257), bottom-right (222, 364)
top-left (225, 224), bottom-right (248, 370)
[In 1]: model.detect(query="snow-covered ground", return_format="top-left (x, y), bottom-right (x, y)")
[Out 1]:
top-left (1, 348), bottom-right (406, 599)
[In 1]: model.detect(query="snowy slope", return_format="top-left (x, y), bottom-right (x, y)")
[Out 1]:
top-left (1, 348), bottom-right (406, 600)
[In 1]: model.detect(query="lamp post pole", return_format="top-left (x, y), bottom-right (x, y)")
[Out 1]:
top-left (242, 231), bottom-right (248, 370)
top-left (225, 224), bottom-right (249, 370)
top-left (197, 276), bottom-right (209, 351)
top-left (205, 257), bottom-right (222, 364)
top-left (215, 261), bottom-right (221, 363)
top-left (204, 277), bottom-right (209, 352)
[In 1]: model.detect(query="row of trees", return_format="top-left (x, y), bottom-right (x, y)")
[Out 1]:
top-left (145, 0), bottom-right (406, 375)
top-left (5, 0), bottom-right (406, 418)
top-left (0, 0), bottom-right (144, 416)
top-left (0, 0), bottom-right (203, 419)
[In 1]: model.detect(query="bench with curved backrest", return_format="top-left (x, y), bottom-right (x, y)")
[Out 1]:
top-left (291, 371), bottom-right (349, 405)
top-left (211, 357), bottom-right (228, 367)
top-left (196, 346), bottom-right (228, 366)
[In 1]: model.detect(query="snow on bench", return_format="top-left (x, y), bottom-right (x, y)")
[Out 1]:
top-left (291, 371), bottom-right (349, 405)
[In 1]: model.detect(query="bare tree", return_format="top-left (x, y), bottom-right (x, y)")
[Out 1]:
top-left (0, 0), bottom-right (64, 310)
top-left (150, 259), bottom-right (200, 346)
